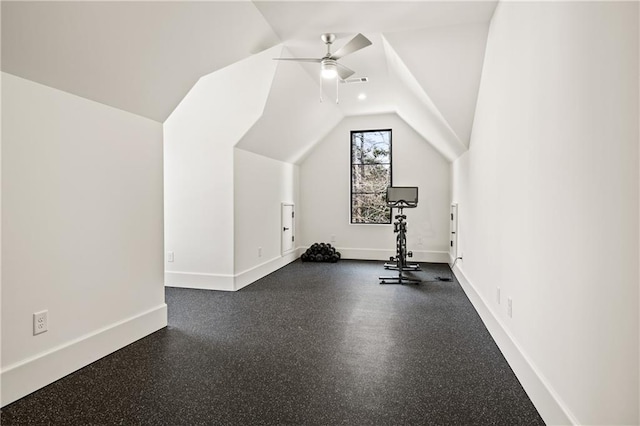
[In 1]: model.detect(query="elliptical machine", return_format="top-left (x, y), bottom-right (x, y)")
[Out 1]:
top-left (379, 187), bottom-right (421, 285)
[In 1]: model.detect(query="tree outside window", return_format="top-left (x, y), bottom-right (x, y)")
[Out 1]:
top-left (350, 129), bottom-right (392, 224)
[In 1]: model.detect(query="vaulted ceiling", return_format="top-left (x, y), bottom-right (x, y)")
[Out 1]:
top-left (2, 1), bottom-right (497, 162)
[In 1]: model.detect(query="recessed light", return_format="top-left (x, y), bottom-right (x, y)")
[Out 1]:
top-left (358, 93), bottom-right (367, 100)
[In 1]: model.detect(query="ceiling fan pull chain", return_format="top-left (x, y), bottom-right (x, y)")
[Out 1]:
top-left (319, 73), bottom-right (323, 103)
top-left (335, 76), bottom-right (339, 104)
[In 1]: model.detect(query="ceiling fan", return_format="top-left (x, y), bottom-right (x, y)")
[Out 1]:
top-left (274, 32), bottom-right (372, 82)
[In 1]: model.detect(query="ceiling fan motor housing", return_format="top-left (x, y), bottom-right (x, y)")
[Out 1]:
top-left (321, 33), bottom-right (336, 45)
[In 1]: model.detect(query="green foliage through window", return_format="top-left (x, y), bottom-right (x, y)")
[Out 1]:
top-left (350, 129), bottom-right (392, 224)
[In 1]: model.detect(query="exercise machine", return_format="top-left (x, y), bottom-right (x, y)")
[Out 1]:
top-left (379, 187), bottom-right (421, 285)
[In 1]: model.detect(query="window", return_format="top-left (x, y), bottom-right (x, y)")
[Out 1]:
top-left (350, 129), bottom-right (392, 224)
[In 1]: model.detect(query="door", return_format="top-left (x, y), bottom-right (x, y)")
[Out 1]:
top-left (450, 204), bottom-right (458, 261)
top-left (282, 203), bottom-right (295, 255)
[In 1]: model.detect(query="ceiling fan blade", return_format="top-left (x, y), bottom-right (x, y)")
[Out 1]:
top-left (331, 33), bottom-right (372, 60)
top-left (335, 62), bottom-right (355, 80)
top-left (273, 57), bottom-right (322, 63)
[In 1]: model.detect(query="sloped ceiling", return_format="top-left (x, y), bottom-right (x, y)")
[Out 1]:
top-left (384, 23), bottom-right (490, 148)
top-left (382, 35), bottom-right (466, 161)
top-left (253, 1), bottom-right (496, 159)
top-left (1, 1), bottom-right (279, 122)
top-left (2, 1), bottom-right (497, 160)
top-left (236, 48), bottom-right (344, 164)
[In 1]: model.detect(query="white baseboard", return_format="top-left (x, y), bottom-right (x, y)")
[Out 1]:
top-left (166, 248), bottom-right (302, 292)
top-left (165, 271), bottom-right (234, 291)
top-left (336, 247), bottom-right (449, 263)
top-left (166, 248), bottom-right (446, 293)
top-left (234, 249), bottom-right (300, 291)
top-left (451, 264), bottom-right (578, 426)
top-left (1, 303), bottom-right (167, 407)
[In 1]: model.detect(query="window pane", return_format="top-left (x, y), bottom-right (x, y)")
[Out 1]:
top-left (350, 129), bottom-right (391, 224)
top-left (351, 164), bottom-right (391, 194)
top-left (352, 131), bottom-right (391, 165)
top-left (351, 193), bottom-right (390, 224)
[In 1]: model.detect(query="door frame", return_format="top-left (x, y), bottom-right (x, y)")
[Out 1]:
top-left (450, 203), bottom-right (458, 261)
top-left (281, 202), bottom-right (295, 255)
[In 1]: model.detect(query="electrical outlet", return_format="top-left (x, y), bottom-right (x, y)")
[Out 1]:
top-left (330, 235), bottom-right (336, 243)
top-left (167, 251), bottom-right (174, 262)
top-left (33, 310), bottom-right (48, 335)
top-left (497, 287), bottom-right (501, 304)
top-left (258, 247), bottom-right (262, 257)
top-left (507, 298), bottom-right (513, 318)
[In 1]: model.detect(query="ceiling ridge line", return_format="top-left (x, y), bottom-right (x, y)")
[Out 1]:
top-left (380, 34), bottom-right (466, 161)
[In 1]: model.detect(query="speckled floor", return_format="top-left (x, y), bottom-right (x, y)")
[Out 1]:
top-left (0, 260), bottom-right (545, 425)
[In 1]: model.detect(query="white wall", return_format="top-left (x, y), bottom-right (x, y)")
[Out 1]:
top-left (452, 2), bottom-right (639, 424)
top-left (1, 73), bottom-right (167, 406)
top-left (233, 148), bottom-right (299, 289)
top-left (299, 113), bottom-right (450, 262)
top-left (163, 46), bottom-right (279, 291)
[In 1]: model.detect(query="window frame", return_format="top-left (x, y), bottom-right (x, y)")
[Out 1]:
top-left (349, 128), bottom-right (393, 225)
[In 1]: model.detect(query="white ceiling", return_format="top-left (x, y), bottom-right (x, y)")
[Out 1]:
top-left (1, 1), bottom-right (280, 122)
top-left (253, 1), bottom-right (496, 38)
top-left (384, 23), bottom-right (491, 147)
top-left (254, 1), bottom-right (496, 133)
top-left (2, 0), bottom-right (498, 159)
top-left (236, 51), bottom-right (344, 163)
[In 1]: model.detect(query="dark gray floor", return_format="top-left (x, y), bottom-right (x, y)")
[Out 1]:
top-left (1, 260), bottom-right (544, 425)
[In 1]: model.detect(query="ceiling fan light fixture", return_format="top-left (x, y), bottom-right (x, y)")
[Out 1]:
top-left (273, 33), bottom-right (372, 101)
top-left (321, 61), bottom-right (337, 79)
